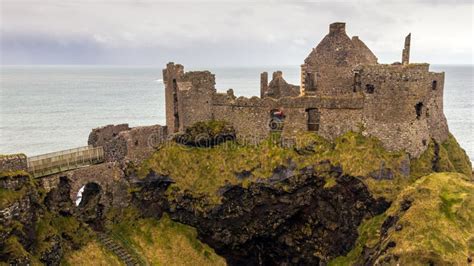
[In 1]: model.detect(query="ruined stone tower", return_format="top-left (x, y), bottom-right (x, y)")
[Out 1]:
top-left (402, 33), bottom-right (411, 65)
top-left (162, 22), bottom-right (449, 158)
top-left (300, 22), bottom-right (378, 96)
top-left (163, 63), bottom-right (216, 133)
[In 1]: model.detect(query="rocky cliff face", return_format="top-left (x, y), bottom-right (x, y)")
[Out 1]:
top-left (0, 172), bottom-right (40, 264)
top-left (132, 162), bottom-right (389, 265)
top-left (0, 172), bottom-right (94, 265)
top-left (1, 129), bottom-right (472, 265)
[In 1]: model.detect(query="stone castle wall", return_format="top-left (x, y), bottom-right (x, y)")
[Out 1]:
top-left (162, 22), bottom-right (449, 158)
top-left (359, 64), bottom-right (448, 157)
top-left (88, 124), bottom-right (131, 148)
top-left (0, 154), bottom-right (28, 173)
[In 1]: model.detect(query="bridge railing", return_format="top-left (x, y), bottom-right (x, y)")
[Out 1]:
top-left (27, 146), bottom-right (104, 178)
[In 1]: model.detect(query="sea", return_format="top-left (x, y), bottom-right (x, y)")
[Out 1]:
top-left (0, 65), bottom-right (473, 162)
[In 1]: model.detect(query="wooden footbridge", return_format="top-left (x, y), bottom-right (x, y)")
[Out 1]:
top-left (27, 146), bottom-right (105, 178)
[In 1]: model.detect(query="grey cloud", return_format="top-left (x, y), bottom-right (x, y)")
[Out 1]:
top-left (1, 0), bottom-right (472, 65)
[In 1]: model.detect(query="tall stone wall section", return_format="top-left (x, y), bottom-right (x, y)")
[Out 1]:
top-left (211, 89), bottom-right (365, 142)
top-left (359, 64), bottom-right (448, 157)
top-left (0, 154), bottom-right (27, 173)
top-left (163, 63), bottom-right (185, 133)
top-left (176, 71), bottom-right (216, 131)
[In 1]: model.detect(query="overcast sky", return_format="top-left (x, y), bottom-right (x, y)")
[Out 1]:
top-left (1, 0), bottom-right (473, 66)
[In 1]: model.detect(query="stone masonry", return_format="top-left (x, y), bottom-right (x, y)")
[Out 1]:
top-left (162, 22), bottom-right (449, 158)
top-left (88, 124), bottom-right (167, 164)
top-left (0, 154), bottom-right (27, 173)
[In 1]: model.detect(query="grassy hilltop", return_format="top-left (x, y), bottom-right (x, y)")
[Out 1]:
top-left (2, 121), bottom-right (472, 265)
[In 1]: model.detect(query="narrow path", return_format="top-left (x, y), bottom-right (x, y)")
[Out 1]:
top-left (96, 232), bottom-right (142, 266)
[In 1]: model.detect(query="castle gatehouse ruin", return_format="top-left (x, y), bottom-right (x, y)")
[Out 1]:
top-left (162, 22), bottom-right (449, 158)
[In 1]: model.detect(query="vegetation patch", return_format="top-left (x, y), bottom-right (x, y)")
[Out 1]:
top-left (0, 187), bottom-right (27, 209)
top-left (34, 213), bottom-right (93, 257)
top-left (410, 134), bottom-right (472, 179)
top-left (328, 213), bottom-right (386, 265)
top-left (62, 241), bottom-right (123, 266)
top-left (378, 172), bottom-right (473, 264)
top-left (0, 170), bottom-right (30, 178)
top-left (330, 172), bottom-right (474, 264)
top-left (173, 120), bottom-right (236, 147)
top-left (139, 131), bottom-right (417, 203)
top-left (110, 212), bottom-right (226, 265)
top-left (2, 236), bottom-right (29, 261)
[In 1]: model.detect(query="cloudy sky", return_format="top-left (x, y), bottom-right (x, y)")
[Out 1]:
top-left (1, 0), bottom-right (472, 66)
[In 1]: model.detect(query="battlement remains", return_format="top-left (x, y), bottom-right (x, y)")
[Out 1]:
top-left (89, 124), bottom-right (167, 164)
top-left (0, 154), bottom-right (28, 173)
top-left (161, 22), bottom-right (449, 158)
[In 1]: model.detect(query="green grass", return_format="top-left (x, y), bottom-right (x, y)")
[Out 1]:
top-left (330, 172), bottom-right (474, 265)
top-left (410, 134), bottom-right (472, 179)
top-left (0, 170), bottom-right (30, 178)
top-left (62, 241), bottom-right (123, 266)
top-left (0, 153), bottom-right (26, 159)
top-left (109, 211), bottom-right (226, 266)
top-left (0, 187), bottom-right (27, 209)
top-left (34, 213), bottom-right (93, 256)
top-left (2, 236), bottom-right (29, 260)
top-left (0, 171), bottom-right (35, 209)
top-left (328, 213), bottom-right (386, 265)
top-left (382, 172), bottom-right (473, 264)
top-left (139, 131), bottom-right (414, 203)
top-left (442, 133), bottom-right (473, 176)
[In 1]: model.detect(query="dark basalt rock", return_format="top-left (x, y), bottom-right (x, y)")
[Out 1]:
top-left (39, 235), bottom-right (63, 266)
top-left (44, 176), bottom-right (75, 216)
top-left (133, 162), bottom-right (390, 265)
top-left (130, 171), bottom-right (174, 219)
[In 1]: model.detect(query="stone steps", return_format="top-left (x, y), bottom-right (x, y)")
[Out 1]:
top-left (96, 232), bottom-right (142, 266)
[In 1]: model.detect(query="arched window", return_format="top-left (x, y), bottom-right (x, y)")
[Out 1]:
top-left (415, 102), bottom-right (424, 119)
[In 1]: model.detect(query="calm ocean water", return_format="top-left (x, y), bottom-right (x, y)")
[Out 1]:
top-left (0, 65), bottom-right (472, 161)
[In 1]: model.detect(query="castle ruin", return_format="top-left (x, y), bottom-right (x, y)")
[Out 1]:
top-left (163, 22), bottom-right (449, 158)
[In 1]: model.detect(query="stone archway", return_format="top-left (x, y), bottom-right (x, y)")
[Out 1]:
top-left (66, 163), bottom-right (130, 210)
top-left (40, 162), bottom-right (131, 220)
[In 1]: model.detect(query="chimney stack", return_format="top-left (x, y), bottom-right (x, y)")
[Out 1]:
top-left (329, 22), bottom-right (346, 35)
top-left (402, 33), bottom-right (411, 65)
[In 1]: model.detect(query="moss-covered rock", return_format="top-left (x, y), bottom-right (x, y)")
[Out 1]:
top-left (330, 172), bottom-right (474, 265)
top-left (374, 172), bottom-right (473, 264)
top-left (139, 131), bottom-right (427, 203)
top-left (410, 134), bottom-right (472, 179)
top-left (173, 120), bottom-right (236, 147)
